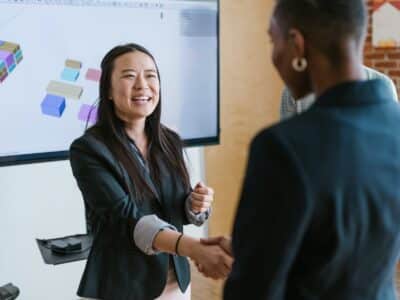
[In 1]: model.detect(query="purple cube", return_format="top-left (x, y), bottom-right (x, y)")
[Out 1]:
top-left (78, 104), bottom-right (98, 124)
top-left (41, 94), bottom-right (66, 117)
top-left (0, 50), bottom-right (15, 71)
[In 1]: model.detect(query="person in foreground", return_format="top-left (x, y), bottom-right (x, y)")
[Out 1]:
top-left (222, 0), bottom-right (400, 299)
top-left (69, 43), bottom-right (232, 300)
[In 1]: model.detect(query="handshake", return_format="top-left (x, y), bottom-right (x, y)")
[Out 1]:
top-left (190, 236), bottom-right (233, 280)
top-left (184, 183), bottom-right (233, 279)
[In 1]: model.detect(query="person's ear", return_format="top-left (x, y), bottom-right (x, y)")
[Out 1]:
top-left (288, 28), bottom-right (306, 59)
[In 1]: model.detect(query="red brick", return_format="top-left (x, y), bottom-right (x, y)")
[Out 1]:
top-left (367, 47), bottom-right (389, 53)
top-left (364, 60), bottom-right (373, 67)
top-left (365, 52), bottom-right (385, 60)
top-left (375, 61), bottom-right (398, 68)
top-left (364, 45), bottom-right (374, 52)
top-left (364, 1), bottom-right (400, 83)
top-left (389, 70), bottom-right (400, 77)
top-left (388, 53), bottom-right (400, 59)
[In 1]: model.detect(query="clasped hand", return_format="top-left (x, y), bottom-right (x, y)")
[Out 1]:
top-left (188, 184), bottom-right (233, 279)
top-left (191, 236), bottom-right (233, 280)
top-left (190, 182), bottom-right (214, 213)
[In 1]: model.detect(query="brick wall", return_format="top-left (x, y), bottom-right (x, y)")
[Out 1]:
top-left (364, 1), bottom-right (400, 99)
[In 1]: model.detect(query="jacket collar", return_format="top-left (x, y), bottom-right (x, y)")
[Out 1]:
top-left (314, 79), bottom-right (394, 108)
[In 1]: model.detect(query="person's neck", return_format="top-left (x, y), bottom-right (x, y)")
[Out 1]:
top-left (311, 45), bottom-right (365, 98)
top-left (124, 119), bottom-right (148, 155)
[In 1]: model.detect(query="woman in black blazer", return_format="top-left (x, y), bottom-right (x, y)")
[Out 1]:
top-left (70, 43), bottom-right (232, 300)
top-left (220, 0), bottom-right (400, 299)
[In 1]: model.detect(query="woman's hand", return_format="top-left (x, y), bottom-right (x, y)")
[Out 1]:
top-left (178, 235), bottom-right (233, 280)
top-left (190, 182), bottom-right (214, 214)
top-left (200, 236), bottom-right (232, 256)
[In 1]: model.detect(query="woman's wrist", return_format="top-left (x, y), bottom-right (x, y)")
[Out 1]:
top-left (175, 233), bottom-right (184, 255)
top-left (177, 234), bottom-right (199, 258)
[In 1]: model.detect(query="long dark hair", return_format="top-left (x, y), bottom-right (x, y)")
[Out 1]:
top-left (93, 43), bottom-right (190, 201)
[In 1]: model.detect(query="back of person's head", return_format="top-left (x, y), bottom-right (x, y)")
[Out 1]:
top-left (273, 0), bottom-right (367, 63)
top-left (270, 0), bottom-right (367, 99)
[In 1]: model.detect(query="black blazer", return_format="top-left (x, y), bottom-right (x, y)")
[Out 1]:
top-left (69, 127), bottom-right (191, 300)
top-left (224, 80), bottom-right (400, 300)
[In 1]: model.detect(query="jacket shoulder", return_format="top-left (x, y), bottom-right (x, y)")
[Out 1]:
top-left (69, 127), bottom-right (117, 166)
top-left (70, 127), bottom-right (105, 151)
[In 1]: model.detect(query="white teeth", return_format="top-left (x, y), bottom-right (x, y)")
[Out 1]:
top-left (132, 97), bottom-right (150, 101)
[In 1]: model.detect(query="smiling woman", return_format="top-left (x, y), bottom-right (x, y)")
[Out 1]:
top-left (110, 51), bottom-right (160, 124)
top-left (69, 43), bottom-right (232, 300)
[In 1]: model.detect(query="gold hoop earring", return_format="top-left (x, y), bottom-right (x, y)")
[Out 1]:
top-left (292, 57), bottom-right (308, 72)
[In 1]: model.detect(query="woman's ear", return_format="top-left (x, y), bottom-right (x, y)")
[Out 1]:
top-left (289, 28), bottom-right (306, 59)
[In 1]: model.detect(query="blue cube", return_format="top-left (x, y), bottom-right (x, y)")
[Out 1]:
top-left (7, 63), bottom-right (16, 73)
top-left (15, 49), bottom-right (23, 63)
top-left (41, 94), bottom-right (66, 117)
top-left (61, 67), bottom-right (79, 82)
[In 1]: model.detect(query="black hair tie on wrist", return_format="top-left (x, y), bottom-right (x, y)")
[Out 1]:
top-left (175, 233), bottom-right (184, 256)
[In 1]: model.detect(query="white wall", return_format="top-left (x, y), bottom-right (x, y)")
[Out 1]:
top-left (0, 148), bottom-right (206, 300)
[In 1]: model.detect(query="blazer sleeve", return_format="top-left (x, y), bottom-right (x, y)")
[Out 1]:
top-left (224, 130), bottom-right (313, 300)
top-left (69, 136), bottom-right (143, 237)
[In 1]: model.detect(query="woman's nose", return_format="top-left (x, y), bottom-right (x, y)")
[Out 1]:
top-left (134, 74), bottom-right (149, 89)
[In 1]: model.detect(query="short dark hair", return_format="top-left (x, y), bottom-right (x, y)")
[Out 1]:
top-left (274, 0), bottom-right (367, 62)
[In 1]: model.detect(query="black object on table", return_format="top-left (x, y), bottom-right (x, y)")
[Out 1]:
top-left (0, 283), bottom-right (19, 300)
top-left (36, 233), bottom-right (93, 265)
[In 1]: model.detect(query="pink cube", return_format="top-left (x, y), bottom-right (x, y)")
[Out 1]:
top-left (85, 68), bottom-right (101, 82)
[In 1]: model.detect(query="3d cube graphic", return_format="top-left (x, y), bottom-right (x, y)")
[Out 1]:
top-left (85, 68), bottom-right (101, 82)
top-left (0, 61), bottom-right (7, 82)
top-left (0, 41), bottom-right (20, 54)
top-left (0, 50), bottom-right (15, 72)
top-left (41, 94), bottom-right (66, 117)
top-left (0, 41), bottom-right (24, 64)
top-left (78, 104), bottom-right (98, 124)
top-left (46, 80), bottom-right (83, 99)
top-left (0, 40), bottom-right (23, 83)
top-left (15, 49), bottom-right (23, 64)
top-left (65, 59), bottom-right (82, 70)
top-left (61, 67), bottom-right (80, 82)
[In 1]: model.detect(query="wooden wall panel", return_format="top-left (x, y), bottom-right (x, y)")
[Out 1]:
top-left (205, 0), bottom-right (283, 236)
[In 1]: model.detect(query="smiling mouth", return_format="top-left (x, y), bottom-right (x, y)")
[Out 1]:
top-left (131, 96), bottom-right (151, 103)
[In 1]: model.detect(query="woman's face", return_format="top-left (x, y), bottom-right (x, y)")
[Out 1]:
top-left (109, 51), bottom-right (160, 123)
top-left (268, 15), bottom-right (311, 99)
